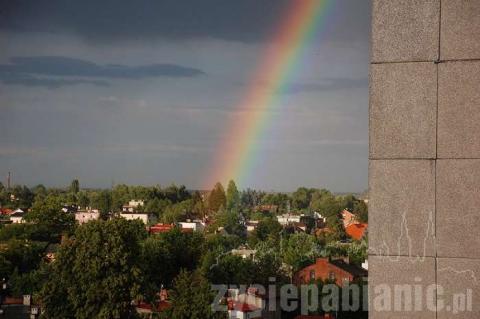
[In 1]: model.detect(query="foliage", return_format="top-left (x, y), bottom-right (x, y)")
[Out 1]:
top-left (225, 180), bottom-right (240, 210)
top-left (26, 195), bottom-right (75, 242)
top-left (208, 183), bottom-right (226, 212)
top-left (240, 188), bottom-right (264, 208)
top-left (162, 270), bottom-right (225, 319)
top-left (70, 179), bottom-right (80, 194)
top-left (281, 232), bottom-right (319, 272)
top-left (39, 218), bottom-right (146, 319)
top-left (206, 254), bottom-right (256, 285)
top-left (253, 241), bottom-right (286, 286)
top-left (0, 239), bottom-right (46, 275)
top-left (141, 228), bottom-right (204, 295)
top-left (91, 190), bottom-right (112, 219)
top-left (162, 199), bottom-right (194, 223)
top-left (213, 208), bottom-right (245, 238)
top-left (0, 181), bottom-right (368, 318)
top-left (291, 187), bottom-right (312, 210)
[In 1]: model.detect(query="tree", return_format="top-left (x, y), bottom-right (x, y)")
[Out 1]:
top-left (77, 191), bottom-right (90, 209)
top-left (254, 241), bottom-right (286, 286)
top-left (26, 195), bottom-right (75, 242)
top-left (0, 239), bottom-right (45, 274)
top-left (208, 183), bottom-right (226, 212)
top-left (111, 184), bottom-right (130, 211)
top-left (144, 198), bottom-right (170, 216)
top-left (254, 217), bottom-right (282, 242)
top-left (206, 254), bottom-right (256, 285)
top-left (226, 180), bottom-right (240, 211)
top-left (163, 270), bottom-right (225, 319)
top-left (32, 184), bottom-right (47, 201)
top-left (291, 187), bottom-right (311, 210)
top-left (12, 185), bottom-right (35, 209)
top-left (354, 200), bottom-right (368, 223)
top-left (39, 218), bottom-right (146, 319)
top-left (141, 228), bottom-right (204, 295)
top-left (212, 208), bottom-right (245, 238)
top-left (92, 190), bottom-right (112, 220)
top-left (70, 179), bottom-right (80, 194)
top-left (240, 188), bottom-right (264, 208)
top-left (281, 233), bottom-right (319, 273)
top-left (162, 199), bottom-right (193, 223)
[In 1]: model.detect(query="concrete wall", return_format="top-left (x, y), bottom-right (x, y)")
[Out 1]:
top-left (369, 1), bottom-right (480, 318)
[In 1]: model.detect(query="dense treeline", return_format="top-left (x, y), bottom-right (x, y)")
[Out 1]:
top-left (0, 180), bottom-right (367, 318)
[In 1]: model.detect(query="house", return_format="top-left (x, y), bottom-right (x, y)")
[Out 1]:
top-left (178, 220), bottom-right (205, 232)
top-left (341, 210), bottom-right (356, 228)
top-left (254, 205), bottom-right (278, 213)
top-left (277, 214), bottom-right (301, 226)
top-left (0, 208), bottom-right (13, 215)
top-left (231, 246), bottom-right (256, 260)
top-left (149, 223), bottom-right (174, 234)
top-left (291, 222), bottom-right (307, 232)
top-left (246, 220), bottom-right (259, 232)
top-left (75, 210), bottom-right (100, 224)
top-left (122, 199), bottom-right (145, 212)
top-left (10, 211), bottom-right (25, 224)
top-left (61, 205), bottom-right (78, 213)
top-left (227, 288), bottom-right (264, 319)
top-left (293, 257), bottom-right (367, 287)
top-left (345, 223), bottom-right (367, 241)
top-left (148, 223), bottom-right (193, 234)
top-left (311, 212), bottom-right (327, 228)
top-left (120, 212), bottom-right (154, 224)
top-left (136, 289), bottom-right (171, 315)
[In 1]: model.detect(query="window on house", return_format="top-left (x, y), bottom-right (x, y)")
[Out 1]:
top-left (329, 271), bottom-right (336, 281)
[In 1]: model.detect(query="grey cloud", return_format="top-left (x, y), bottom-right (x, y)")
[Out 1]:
top-left (0, 0), bottom-right (370, 43)
top-left (279, 77), bottom-right (368, 94)
top-left (1, 73), bottom-right (109, 88)
top-left (0, 56), bottom-right (205, 87)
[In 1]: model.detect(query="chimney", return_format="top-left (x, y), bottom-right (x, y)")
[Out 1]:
top-left (7, 172), bottom-right (10, 189)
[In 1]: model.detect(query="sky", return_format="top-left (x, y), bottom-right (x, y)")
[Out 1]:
top-left (0, 0), bottom-right (371, 192)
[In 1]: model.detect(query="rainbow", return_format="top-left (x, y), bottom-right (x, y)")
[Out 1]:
top-left (205, 0), bottom-right (334, 189)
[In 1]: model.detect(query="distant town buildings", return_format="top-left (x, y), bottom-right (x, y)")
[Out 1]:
top-left (340, 209), bottom-right (356, 228)
top-left (231, 246), bottom-right (256, 260)
top-left (276, 213), bottom-right (302, 226)
top-left (345, 223), bottom-right (367, 241)
top-left (122, 199), bottom-right (145, 213)
top-left (119, 212), bottom-right (154, 224)
top-left (246, 220), bottom-right (259, 232)
top-left (178, 220), bottom-right (205, 232)
top-left (9, 210), bottom-right (25, 224)
top-left (341, 209), bottom-right (368, 241)
top-left (75, 210), bottom-right (100, 224)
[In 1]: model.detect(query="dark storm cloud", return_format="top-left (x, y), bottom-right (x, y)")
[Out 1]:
top-left (0, 56), bottom-right (205, 87)
top-left (0, 0), bottom-right (370, 43)
top-left (280, 77), bottom-right (368, 94)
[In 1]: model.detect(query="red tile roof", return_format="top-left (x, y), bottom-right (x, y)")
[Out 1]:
top-left (345, 223), bottom-right (367, 240)
top-left (0, 208), bottom-right (13, 215)
top-left (148, 224), bottom-right (193, 234)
